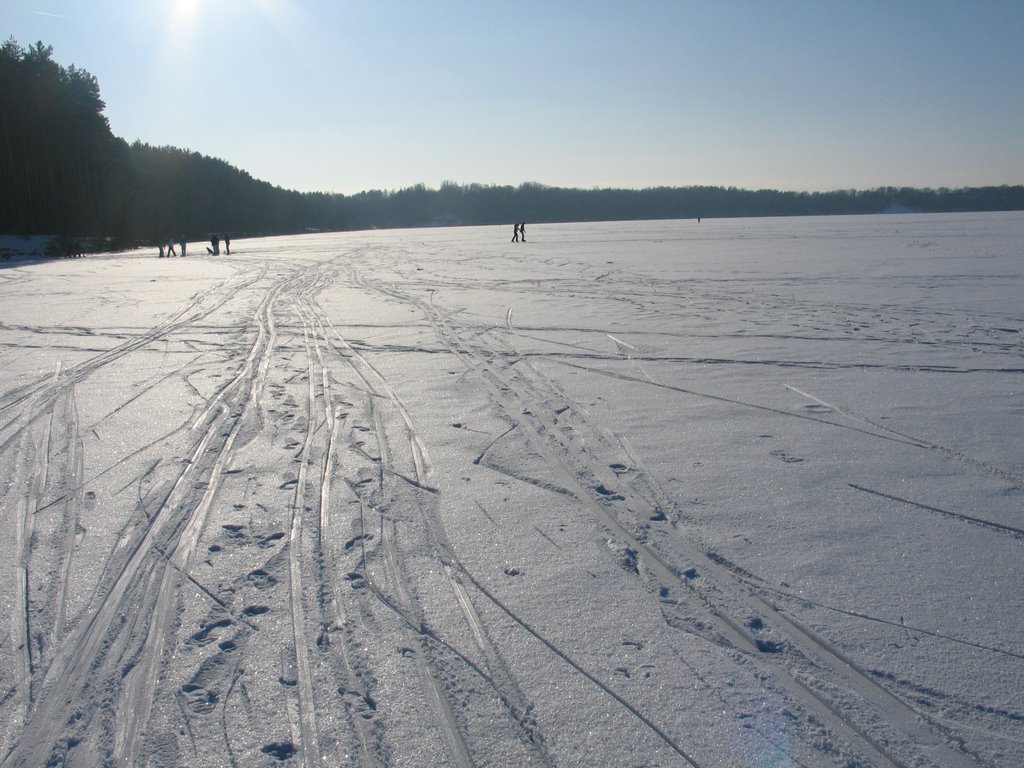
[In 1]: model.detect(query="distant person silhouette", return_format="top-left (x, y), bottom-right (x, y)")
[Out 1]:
top-left (179, 237), bottom-right (187, 256)
top-left (167, 238), bottom-right (177, 257)
top-left (511, 223), bottom-right (520, 242)
top-left (519, 222), bottom-right (526, 242)
top-left (225, 236), bottom-right (231, 255)
top-left (207, 235), bottom-right (220, 255)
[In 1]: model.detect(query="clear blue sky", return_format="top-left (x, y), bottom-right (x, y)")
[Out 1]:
top-left (4, 0), bottom-right (1023, 195)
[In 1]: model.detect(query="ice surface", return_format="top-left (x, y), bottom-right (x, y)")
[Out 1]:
top-left (0, 213), bottom-right (1021, 767)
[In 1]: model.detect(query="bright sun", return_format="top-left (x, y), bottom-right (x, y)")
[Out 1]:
top-left (168, 0), bottom-right (290, 32)
top-left (161, 0), bottom-right (299, 65)
top-left (169, 0), bottom-right (202, 28)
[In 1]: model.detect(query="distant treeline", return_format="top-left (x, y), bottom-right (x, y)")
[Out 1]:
top-left (344, 181), bottom-right (1024, 229)
top-left (3, 38), bottom-right (1024, 248)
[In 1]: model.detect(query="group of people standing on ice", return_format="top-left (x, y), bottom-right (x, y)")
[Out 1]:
top-left (511, 221), bottom-right (527, 242)
top-left (206, 234), bottom-right (230, 255)
top-left (157, 237), bottom-right (186, 257)
top-left (156, 234), bottom-right (231, 257)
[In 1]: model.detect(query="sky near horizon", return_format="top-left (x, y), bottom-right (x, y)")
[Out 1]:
top-left (4, 0), bottom-right (1023, 196)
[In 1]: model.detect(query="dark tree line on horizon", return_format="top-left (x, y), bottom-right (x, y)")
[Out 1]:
top-left (3, 38), bottom-right (1024, 251)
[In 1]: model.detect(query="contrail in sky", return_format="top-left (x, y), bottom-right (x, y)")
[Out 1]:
top-left (33, 11), bottom-right (65, 17)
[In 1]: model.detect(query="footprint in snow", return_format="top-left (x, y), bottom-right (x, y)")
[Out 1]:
top-left (189, 618), bottom-right (232, 646)
top-left (261, 742), bottom-right (296, 761)
top-left (258, 531), bottom-right (286, 548)
top-left (180, 684), bottom-right (218, 714)
top-left (344, 533), bottom-right (373, 551)
top-left (606, 540), bottom-right (639, 574)
top-left (247, 569), bottom-right (277, 589)
top-left (770, 448), bottom-right (805, 464)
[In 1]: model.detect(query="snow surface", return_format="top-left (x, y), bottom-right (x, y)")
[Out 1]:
top-left (0, 213), bottom-right (1021, 767)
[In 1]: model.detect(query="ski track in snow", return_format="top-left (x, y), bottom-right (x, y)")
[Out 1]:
top-left (0, 215), bottom-right (1021, 767)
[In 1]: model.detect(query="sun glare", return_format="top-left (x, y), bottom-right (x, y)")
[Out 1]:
top-left (158, 0), bottom-right (305, 88)
top-left (169, 0), bottom-right (202, 28)
top-left (167, 0), bottom-right (293, 36)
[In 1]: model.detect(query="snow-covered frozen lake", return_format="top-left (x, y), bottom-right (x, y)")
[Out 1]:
top-left (0, 213), bottom-right (1021, 767)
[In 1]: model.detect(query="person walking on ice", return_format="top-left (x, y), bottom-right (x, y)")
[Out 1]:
top-left (511, 222), bottom-right (520, 242)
